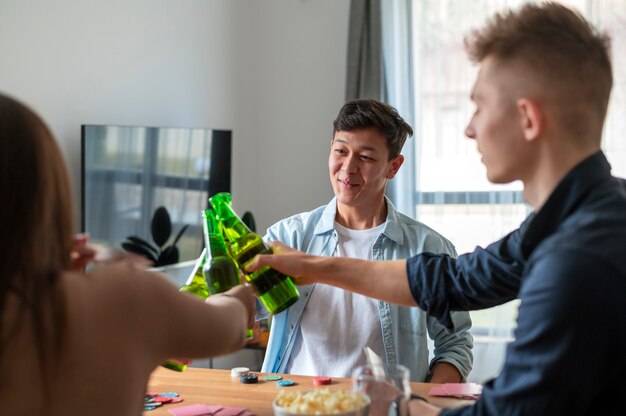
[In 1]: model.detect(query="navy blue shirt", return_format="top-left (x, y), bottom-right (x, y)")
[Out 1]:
top-left (407, 151), bottom-right (626, 415)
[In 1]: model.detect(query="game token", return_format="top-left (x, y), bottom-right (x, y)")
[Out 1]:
top-left (312, 376), bottom-right (332, 385)
top-left (264, 375), bottom-right (282, 381)
top-left (231, 366), bottom-right (250, 378)
top-left (143, 392), bottom-right (182, 411)
top-left (276, 379), bottom-right (296, 387)
top-left (240, 373), bottom-right (259, 384)
top-left (152, 396), bottom-right (173, 403)
top-left (159, 392), bottom-right (180, 397)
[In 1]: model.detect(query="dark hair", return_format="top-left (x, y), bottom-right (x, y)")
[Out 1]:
top-left (464, 2), bottom-right (612, 131)
top-left (0, 94), bottom-right (72, 390)
top-left (333, 99), bottom-right (413, 160)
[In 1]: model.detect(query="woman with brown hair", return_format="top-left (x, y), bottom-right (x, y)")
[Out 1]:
top-left (0, 93), bottom-right (256, 415)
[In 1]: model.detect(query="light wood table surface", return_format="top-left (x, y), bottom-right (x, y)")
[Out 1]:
top-left (144, 367), bottom-right (475, 415)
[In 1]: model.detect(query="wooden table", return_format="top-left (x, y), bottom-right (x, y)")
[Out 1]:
top-left (144, 367), bottom-right (475, 415)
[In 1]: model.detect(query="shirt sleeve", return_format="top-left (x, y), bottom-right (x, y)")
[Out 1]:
top-left (406, 227), bottom-right (526, 329)
top-left (427, 311), bottom-right (474, 380)
top-left (421, 231), bottom-right (474, 380)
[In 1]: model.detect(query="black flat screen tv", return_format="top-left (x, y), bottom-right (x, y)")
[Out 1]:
top-left (81, 124), bottom-right (231, 263)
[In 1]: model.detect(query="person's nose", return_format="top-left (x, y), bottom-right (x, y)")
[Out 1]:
top-left (465, 118), bottom-right (476, 140)
top-left (342, 154), bottom-right (359, 173)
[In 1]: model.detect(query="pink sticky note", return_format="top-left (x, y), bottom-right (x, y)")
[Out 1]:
top-left (168, 404), bottom-right (219, 416)
top-left (429, 383), bottom-right (482, 399)
top-left (443, 383), bottom-right (483, 397)
top-left (428, 386), bottom-right (449, 396)
top-left (204, 406), bottom-right (226, 414)
top-left (215, 406), bottom-right (248, 416)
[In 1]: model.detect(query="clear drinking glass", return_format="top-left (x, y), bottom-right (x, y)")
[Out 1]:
top-left (352, 364), bottom-right (411, 416)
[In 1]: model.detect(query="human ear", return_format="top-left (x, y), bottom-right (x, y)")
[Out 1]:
top-left (517, 98), bottom-right (543, 141)
top-left (386, 154), bottom-right (404, 179)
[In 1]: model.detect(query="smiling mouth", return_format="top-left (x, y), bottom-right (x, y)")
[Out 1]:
top-left (339, 179), bottom-right (359, 189)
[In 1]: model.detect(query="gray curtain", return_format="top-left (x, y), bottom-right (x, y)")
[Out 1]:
top-left (346, 0), bottom-right (416, 216)
top-left (345, 0), bottom-right (384, 101)
top-left (380, 0), bottom-right (415, 217)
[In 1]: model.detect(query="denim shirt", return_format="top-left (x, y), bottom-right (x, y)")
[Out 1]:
top-left (406, 152), bottom-right (626, 415)
top-left (260, 197), bottom-right (473, 382)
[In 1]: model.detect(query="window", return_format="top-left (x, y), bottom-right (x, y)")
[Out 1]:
top-left (377, 0), bottom-right (626, 382)
top-left (82, 125), bottom-right (232, 262)
top-left (388, 0), bottom-right (626, 336)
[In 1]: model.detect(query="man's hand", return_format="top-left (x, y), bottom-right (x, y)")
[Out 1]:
top-left (408, 398), bottom-right (441, 416)
top-left (245, 241), bottom-right (318, 285)
top-left (246, 241), bottom-right (416, 307)
top-left (428, 362), bottom-right (464, 384)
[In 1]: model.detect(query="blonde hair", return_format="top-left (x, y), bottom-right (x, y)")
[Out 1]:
top-left (465, 2), bottom-right (612, 134)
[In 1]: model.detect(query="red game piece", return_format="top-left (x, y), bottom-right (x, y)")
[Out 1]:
top-left (312, 376), bottom-right (332, 385)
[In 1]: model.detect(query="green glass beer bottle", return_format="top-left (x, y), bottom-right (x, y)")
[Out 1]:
top-left (160, 358), bottom-right (189, 372)
top-left (203, 208), bottom-right (254, 340)
top-left (209, 192), bottom-right (299, 314)
top-left (179, 248), bottom-right (210, 299)
top-left (202, 209), bottom-right (241, 295)
top-left (162, 249), bottom-right (208, 372)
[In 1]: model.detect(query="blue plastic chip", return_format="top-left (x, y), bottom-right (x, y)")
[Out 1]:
top-left (159, 392), bottom-right (180, 397)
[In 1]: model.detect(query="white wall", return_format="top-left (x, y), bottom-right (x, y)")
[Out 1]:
top-left (229, 0), bottom-right (348, 231)
top-left (0, 0), bottom-right (349, 232)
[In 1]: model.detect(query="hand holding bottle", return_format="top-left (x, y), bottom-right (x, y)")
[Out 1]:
top-left (244, 240), bottom-right (313, 285)
top-left (209, 192), bottom-right (300, 315)
top-left (216, 284), bottom-right (257, 330)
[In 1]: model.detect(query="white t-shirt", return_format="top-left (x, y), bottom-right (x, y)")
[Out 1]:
top-left (285, 221), bottom-right (387, 377)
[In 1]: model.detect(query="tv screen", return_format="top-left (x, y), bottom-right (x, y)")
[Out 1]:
top-left (81, 124), bottom-right (231, 263)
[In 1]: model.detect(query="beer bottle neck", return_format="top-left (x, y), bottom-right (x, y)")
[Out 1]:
top-left (207, 234), bottom-right (229, 257)
top-left (220, 216), bottom-right (252, 241)
top-left (184, 249), bottom-right (206, 285)
top-left (211, 200), bottom-right (252, 241)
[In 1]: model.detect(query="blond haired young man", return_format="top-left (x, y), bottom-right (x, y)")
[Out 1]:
top-left (249, 3), bottom-right (626, 415)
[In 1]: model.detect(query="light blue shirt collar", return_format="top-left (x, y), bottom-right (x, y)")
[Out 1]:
top-left (315, 196), bottom-right (404, 245)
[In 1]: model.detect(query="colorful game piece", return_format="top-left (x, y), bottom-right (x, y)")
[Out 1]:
top-left (240, 373), bottom-right (259, 384)
top-left (159, 391), bottom-right (180, 397)
top-left (264, 375), bottom-right (282, 381)
top-left (276, 379), bottom-right (296, 387)
top-left (230, 366), bottom-right (250, 378)
top-left (144, 391), bottom-right (184, 412)
top-left (153, 395), bottom-right (173, 403)
top-left (312, 376), bottom-right (332, 385)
